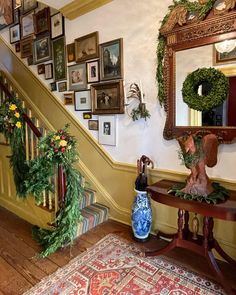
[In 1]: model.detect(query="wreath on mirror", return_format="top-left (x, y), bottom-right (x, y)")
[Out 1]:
top-left (182, 67), bottom-right (229, 111)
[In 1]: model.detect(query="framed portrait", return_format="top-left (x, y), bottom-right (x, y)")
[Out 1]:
top-left (21, 11), bottom-right (34, 39)
top-left (0, 0), bottom-right (14, 30)
top-left (44, 63), bottom-right (53, 79)
top-left (83, 112), bottom-right (92, 119)
top-left (99, 38), bottom-right (123, 81)
top-left (68, 63), bottom-right (87, 91)
top-left (50, 82), bottom-right (57, 91)
top-left (22, 0), bottom-right (38, 14)
top-left (213, 43), bottom-right (236, 65)
top-left (33, 34), bottom-right (51, 64)
top-left (20, 36), bottom-right (33, 58)
top-left (52, 36), bottom-right (66, 81)
top-left (88, 120), bottom-right (98, 131)
top-left (63, 93), bottom-right (74, 105)
top-left (51, 12), bottom-right (64, 40)
top-left (75, 31), bottom-right (99, 63)
top-left (91, 80), bottom-right (124, 115)
top-left (74, 90), bottom-right (91, 111)
top-left (98, 115), bottom-right (116, 146)
top-left (34, 7), bottom-right (50, 35)
top-left (14, 0), bottom-right (21, 9)
top-left (37, 64), bottom-right (45, 74)
top-left (87, 60), bottom-right (99, 83)
top-left (15, 42), bottom-right (20, 52)
top-left (67, 43), bottom-right (75, 63)
top-left (58, 81), bottom-right (67, 92)
top-left (9, 23), bottom-right (20, 44)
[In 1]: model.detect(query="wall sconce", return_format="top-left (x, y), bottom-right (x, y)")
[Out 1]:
top-left (124, 82), bottom-right (150, 121)
top-left (215, 39), bottom-right (236, 53)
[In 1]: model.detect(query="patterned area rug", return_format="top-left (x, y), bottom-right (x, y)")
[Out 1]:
top-left (24, 234), bottom-right (226, 295)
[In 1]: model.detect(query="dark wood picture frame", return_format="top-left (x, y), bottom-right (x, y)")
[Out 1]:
top-left (63, 93), bottom-right (74, 105)
top-left (50, 12), bottom-right (64, 40)
top-left (75, 31), bottom-right (99, 63)
top-left (20, 36), bottom-right (33, 58)
top-left (58, 81), bottom-right (67, 92)
top-left (50, 81), bottom-right (57, 91)
top-left (213, 43), bottom-right (236, 65)
top-left (52, 36), bottom-right (66, 81)
top-left (0, 0), bottom-right (14, 30)
top-left (33, 34), bottom-right (51, 64)
top-left (66, 43), bottom-right (75, 63)
top-left (37, 64), bottom-right (45, 75)
top-left (91, 80), bottom-right (124, 115)
top-left (22, 0), bottom-right (38, 14)
top-left (34, 7), bottom-right (50, 35)
top-left (88, 119), bottom-right (98, 131)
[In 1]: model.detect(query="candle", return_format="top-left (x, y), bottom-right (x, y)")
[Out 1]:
top-left (123, 80), bottom-right (127, 104)
top-left (139, 80), bottom-right (143, 103)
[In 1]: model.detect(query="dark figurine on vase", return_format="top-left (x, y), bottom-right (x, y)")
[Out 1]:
top-left (131, 155), bottom-right (154, 242)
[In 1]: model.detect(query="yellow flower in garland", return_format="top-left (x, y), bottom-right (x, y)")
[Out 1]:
top-left (9, 104), bottom-right (17, 111)
top-left (59, 140), bottom-right (67, 147)
top-left (14, 112), bottom-right (20, 118)
top-left (15, 121), bottom-right (22, 128)
top-left (55, 135), bottom-right (60, 140)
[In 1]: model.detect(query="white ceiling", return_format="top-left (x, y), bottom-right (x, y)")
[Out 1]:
top-left (39, 0), bottom-right (72, 10)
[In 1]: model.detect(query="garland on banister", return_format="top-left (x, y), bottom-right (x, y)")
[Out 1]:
top-left (157, 0), bottom-right (215, 106)
top-left (25, 124), bottom-right (84, 257)
top-left (0, 98), bottom-right (29, 197)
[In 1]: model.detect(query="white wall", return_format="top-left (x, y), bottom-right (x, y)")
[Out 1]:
top-left (1, 0), bottom-right (236, 182)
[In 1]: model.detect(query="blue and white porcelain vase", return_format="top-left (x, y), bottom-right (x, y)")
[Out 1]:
top-left (131, 189), bottom-right (152, 241)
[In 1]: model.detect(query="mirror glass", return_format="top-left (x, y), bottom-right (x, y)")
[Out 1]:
top-left (175, 43), bottom-right (236, 127)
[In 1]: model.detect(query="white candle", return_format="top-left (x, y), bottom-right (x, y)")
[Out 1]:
top-left (123, 80), bottom-right (127, 104)
top-left (139, 80), bottom-right (143, 103)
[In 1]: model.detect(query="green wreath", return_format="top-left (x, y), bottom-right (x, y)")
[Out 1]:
top-left (182, 67), bottom-right (229, 111)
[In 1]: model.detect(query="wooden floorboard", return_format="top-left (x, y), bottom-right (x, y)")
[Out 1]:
top-left (0, 206), bottom-right (235, 294)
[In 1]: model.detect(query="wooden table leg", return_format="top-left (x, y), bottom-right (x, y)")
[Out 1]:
top-left (183, 210), bottom-right (190, 238)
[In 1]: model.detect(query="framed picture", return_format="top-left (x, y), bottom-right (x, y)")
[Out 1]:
top-left (52, 36), bottom-right (66, 81)
top-left (15, 42), bottom-right (20, 52)
top-left (63, 93), bottom-right (74, 105)
top-left (34, 7), bottom-right (50, 35)
top-left (75, 31), bottom-right (99, 63)
top-left (67, 43), bottom-right (75, 63)
top-left (88, 120), bottom-right (98, 131)
top-left (14, 8), bottom-right (20, 24)
top-left (91, 80), bottom-right (124, 115)
top-left (74, 90), bottom-right (91, 111)
top-left (87, 60), bottom-right (99, 83)
top-left (20, 36), bottom-right (33, 58)
top-left (33, 34), bottom-right (51, 64)
top-left (9, 23), bottom-right (20, 44)
top-left (0, 0), bottom-right (14, 30)
top-left (51, 12), bottom-right (64, 40)
top-left (14, 0), bottom-right (21, 9)
top-left (58, 81), bottom-right (67, 92)
top-left (98, 115), bottom-right (116, 146)
top-left (213, 44), bottom-right (236, 65)
top-left (21, 11), bottom-right (34, 39)
top-left (37, 64), bottom-right (45, 74)
top-left (27, 56), bottom-right (33, 65)
top-left (83, 112), bottom-right (92, 119)
top-left (68, 63), bottom-right (87, 91)
top-left (99, 38), bottom-right (123, 81)
top-left (50, 82), bottom-right (57, 91)
top-left (22, 0), bottom-right (38, 14)
top-left (44, 63), bottom-right (53, 79)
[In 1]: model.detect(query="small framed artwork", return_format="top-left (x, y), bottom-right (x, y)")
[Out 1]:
top-left (67, 43), bottom-right (75, 63)
top-left (91, 80), bottom-right (124, 115)
top-left (27, 56), bottom-right (33, 65)
top-left (20, 36), bottom-right (33, 58)
top-left (98, 115), bottom-right (116, 146)
top-left (44, 63), bottom-right (53, 79)
top-left (37, 64), bottom-right (45, 74)
top-left (74, 90), bottom-right (91, 111)
top-left (63, 92), bottom-right (74, 105)
top-left (0, 0), bottom-right (14, 30)
top-left (33, 34), bottom-right (51, 64)
top-left (50, 82), bottom-right (57, 91)
top-left (58, 81), bottom-right (67, 92)
top-left (22, 0), bottom-right (38, 14)
top-left (75, 31), bottom-right (99, 63)
top-left (99, 38), bottom-right (123, 81)
top-left (21, 11), bottom-right (34, 39)
top-left (88, 120), bottom-right (98, 131)
top-left (51, 12), bottom-right (64, 40)
top-left (87, 60), bottom-right (99, 83)
top-left (15, 42), bottom-right (20, 52)
top-left (14, 8), bottom-right (20, 24)
top-left (68, 63), bottom-right (87, 91)
top-left (52, 36), bottom-right (66, 81)
top-left (213, 43), bottom-right (236, 65)
top-left (9, 23), bottom-right (21, 44)
top-left (83, 112), bottom-right (92, 119)
top-left (34, 7), bottom-right (50, 35)
top-left (14, 0), bottom-right (21, 9)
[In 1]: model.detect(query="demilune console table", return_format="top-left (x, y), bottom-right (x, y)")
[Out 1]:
top-left (144, 180), bottom-right (236, 295)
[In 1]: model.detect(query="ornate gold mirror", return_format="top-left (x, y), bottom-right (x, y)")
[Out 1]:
top-left (159, 0), bottom-right (236, 143)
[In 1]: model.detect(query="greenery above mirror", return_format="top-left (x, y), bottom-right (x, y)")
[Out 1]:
top-left (182, 67), bottom-right (229, 111)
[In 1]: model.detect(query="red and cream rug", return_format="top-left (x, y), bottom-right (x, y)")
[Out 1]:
top-left (24, 234), bottom-right (226, 295)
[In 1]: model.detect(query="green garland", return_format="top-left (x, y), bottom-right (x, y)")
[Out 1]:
top-left (157, 0), bottom-right (216, 106)
top-left (130, 103), bottom-right (151, 121)
top-left (182, 67), bottom-right (229, 111)
top-left (0, 98), bottom-right (28, 197)
top-left (24, 124), bottom-right (84, 257)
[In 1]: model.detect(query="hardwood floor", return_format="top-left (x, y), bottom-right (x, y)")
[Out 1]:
top-left (0, 206), bottom-right (235, 294)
